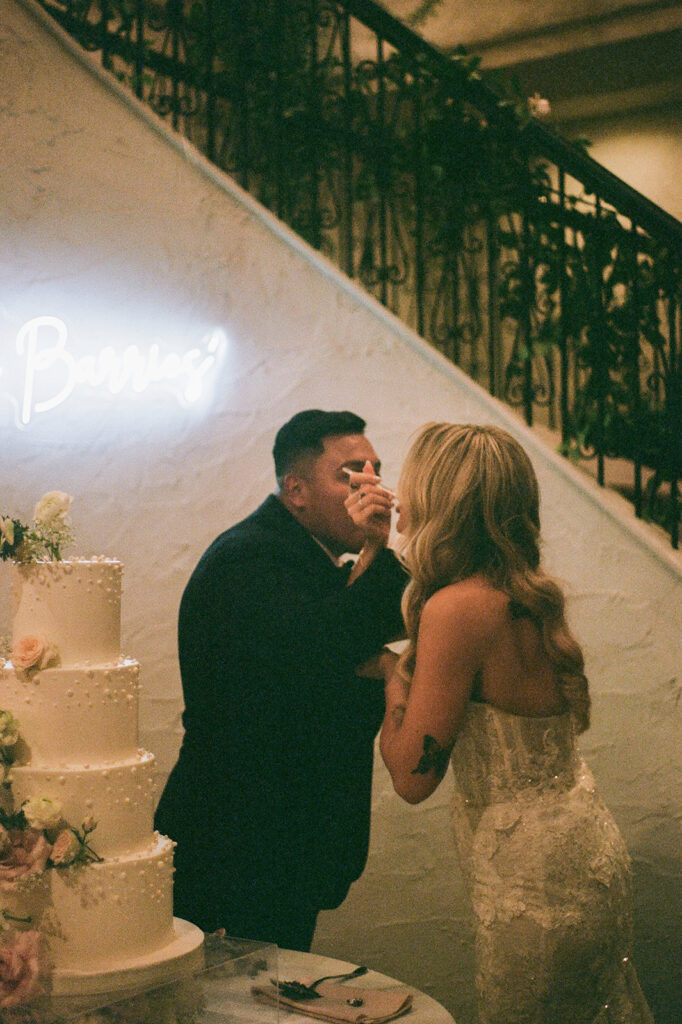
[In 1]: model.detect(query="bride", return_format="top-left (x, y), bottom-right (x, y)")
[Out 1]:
top-left (360, 423), bottom-right (654, 1024)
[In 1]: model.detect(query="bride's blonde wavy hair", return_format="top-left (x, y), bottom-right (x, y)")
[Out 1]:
top-left (396, 423), bottom-right (590, 733)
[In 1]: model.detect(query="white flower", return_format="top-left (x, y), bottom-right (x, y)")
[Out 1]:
top-left (33, 491), bottom-right (72, 529)
top-left (528, 93), bottom-right (551, 118)
top-left (0, 712), bottom-right (19, 749)
top-left (22, 796), bottom-right (63, 832)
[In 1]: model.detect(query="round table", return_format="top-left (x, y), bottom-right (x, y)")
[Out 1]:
top-left (274, 948), bottom-right (457, 1024)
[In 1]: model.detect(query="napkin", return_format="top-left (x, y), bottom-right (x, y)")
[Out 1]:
top-left (252, 977), bottom-right (413, 1023)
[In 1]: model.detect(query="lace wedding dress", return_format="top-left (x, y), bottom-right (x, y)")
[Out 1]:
top-left (450, 702), bottom-right (655, 1024)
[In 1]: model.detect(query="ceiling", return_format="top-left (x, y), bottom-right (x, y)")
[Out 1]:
top-left (376, 0), bottom-right (682, 121)
top-left (378, 0), bottom-right (679, 57)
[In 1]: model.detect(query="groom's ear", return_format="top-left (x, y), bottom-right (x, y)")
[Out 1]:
top-left (281, 471), bottom-right (308, 509)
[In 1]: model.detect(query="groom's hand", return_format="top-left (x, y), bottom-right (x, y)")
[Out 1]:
top-left (355, 647), bottom-right (399, 680)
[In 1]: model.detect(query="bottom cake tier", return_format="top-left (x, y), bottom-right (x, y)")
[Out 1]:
top-left (38, 834), bottom-right (179, 970)
top-left (49, 917), bottom-right (205, 1014)
top-left (1, 834), bottom-right (205, 986)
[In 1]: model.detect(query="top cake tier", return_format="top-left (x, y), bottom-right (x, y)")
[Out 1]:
top-left (12, 560), bottom-right (122, 667)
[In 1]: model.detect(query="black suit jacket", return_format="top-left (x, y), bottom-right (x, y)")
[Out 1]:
top-left (155, 495), bottom-right (407, 929)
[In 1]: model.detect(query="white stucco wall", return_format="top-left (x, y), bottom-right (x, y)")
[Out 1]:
top-left (1, 2), bottom-right (680, 1021)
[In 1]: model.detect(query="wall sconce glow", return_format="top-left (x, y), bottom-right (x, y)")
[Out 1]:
top-left (3, 316), bottom-right (227, 426)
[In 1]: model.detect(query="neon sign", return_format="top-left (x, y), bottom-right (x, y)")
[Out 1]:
top-left (1, 316), bottom-right (227, 426)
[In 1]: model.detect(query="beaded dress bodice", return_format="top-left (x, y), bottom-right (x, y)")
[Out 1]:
top-left (449, 703), bottom-right (654, 1024)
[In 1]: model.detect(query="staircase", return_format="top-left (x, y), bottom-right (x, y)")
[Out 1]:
top-left (35, 0), bottom-right (682, 546)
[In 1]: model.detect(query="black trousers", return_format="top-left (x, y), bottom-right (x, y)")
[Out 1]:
top-left (172, 869), bottom-right (320, 953)
top-left (216, 891), bottom-right (319, 953)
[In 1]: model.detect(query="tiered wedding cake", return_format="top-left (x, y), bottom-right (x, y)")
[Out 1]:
top-left (0, 556), bottom-right (204, 1006)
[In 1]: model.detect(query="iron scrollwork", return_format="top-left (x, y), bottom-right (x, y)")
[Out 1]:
top-left (34, 0), bottom-right (682, 545)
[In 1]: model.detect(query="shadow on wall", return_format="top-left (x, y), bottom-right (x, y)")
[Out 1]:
top-left (633, 862), bottom-right (682, 1022)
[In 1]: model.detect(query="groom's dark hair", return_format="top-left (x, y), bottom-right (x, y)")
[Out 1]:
top-left (273, 409), bottom-right (366, 481)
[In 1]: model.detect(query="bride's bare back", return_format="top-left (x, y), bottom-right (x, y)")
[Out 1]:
top-left (468, 578), bottom-right (567, 718)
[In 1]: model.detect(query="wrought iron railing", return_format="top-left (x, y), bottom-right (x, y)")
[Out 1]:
top-left (35, 0), bottom-right (681, 546)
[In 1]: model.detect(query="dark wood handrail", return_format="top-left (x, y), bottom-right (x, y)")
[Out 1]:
top-left (339, 0), bottom-right (682, 248)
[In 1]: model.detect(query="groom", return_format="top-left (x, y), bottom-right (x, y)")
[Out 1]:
top-left (155, 409), bottom-right (407, 951)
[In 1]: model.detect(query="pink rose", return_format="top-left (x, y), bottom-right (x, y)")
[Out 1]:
top-left (0, 930), bottom-right (44, 1008)
top-left (11, 637), bottom-right (43, 671)
top-left (10, 637), bottom-right (57, 672)
top-left (0, 829), bottom-right (51, 890)
top-left (49, 829), bottom-right (80, 866)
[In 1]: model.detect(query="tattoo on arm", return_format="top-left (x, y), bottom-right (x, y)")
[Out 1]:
top-left (390, 703), bottom-right (406, 727)
top-left (412, 735), bottom-right (452, 779)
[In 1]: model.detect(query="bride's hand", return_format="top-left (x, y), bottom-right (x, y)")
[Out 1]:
top-left (344, 460), bottom-right (394, 550)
